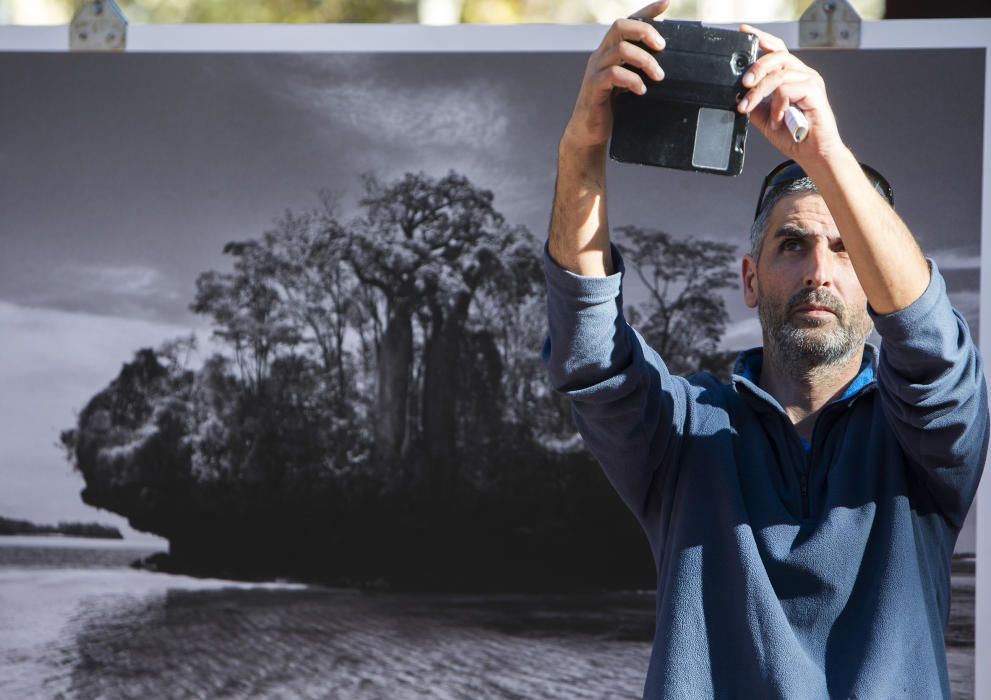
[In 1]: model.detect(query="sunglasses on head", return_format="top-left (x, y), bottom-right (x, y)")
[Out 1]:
top-left (754, 159), bottom-right (894, 220)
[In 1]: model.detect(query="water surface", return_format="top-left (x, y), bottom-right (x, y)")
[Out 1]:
top-left (0, 537), bottom-right (973, 699)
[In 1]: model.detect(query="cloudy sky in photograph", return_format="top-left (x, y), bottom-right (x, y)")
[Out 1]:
top-left (0, 42), bottom-right (983, 544)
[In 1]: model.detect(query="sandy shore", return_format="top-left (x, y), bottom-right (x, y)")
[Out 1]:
top-left (0, 539), bottom-right (976, 699)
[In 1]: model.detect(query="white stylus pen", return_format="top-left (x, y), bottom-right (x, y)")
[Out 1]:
top-left (785, 106), bottom-right (809, 143)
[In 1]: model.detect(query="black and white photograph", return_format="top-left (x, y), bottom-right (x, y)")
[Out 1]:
top-left (0, 34), bottom-right (984, 699)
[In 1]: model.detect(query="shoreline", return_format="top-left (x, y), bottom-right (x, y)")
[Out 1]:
top-left (0, 535), bottom-right (976, 600)
top-left (0, 534), bottom-right (167, 549)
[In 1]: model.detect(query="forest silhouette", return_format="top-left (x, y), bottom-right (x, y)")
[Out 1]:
top-left (60, 170), bottom-right (737, 591)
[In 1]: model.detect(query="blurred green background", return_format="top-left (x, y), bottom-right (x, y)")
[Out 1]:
top-left (0, 0), bottom-right (891, 25)
top-left (6, 0), bottom-right (990, 26)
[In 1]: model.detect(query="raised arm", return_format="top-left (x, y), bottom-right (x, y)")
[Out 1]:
top-left (543, 2), bottom-right (693, 542)
top-left (548, 1), bottom-right (667, 277)
top-left (737, 25), bottom-right (930, 314)
top-left (738, 26), bottom-right (987, 522)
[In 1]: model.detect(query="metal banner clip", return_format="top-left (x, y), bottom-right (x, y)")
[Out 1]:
top-left (70, 0), bottom-right (127, 52)
top-left (799, 0), bottom-right (862, 49)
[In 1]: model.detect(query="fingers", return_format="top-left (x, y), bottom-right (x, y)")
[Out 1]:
top-left (740, 23), bottom-right (787, 53)
top-left (741, 50), bottom-right (803, 89)
top-left (738, 69), bottom-right (814, 113)
top-left (768, 82), bottom-right (818, 125)
top-left (768, 88), bottom-right (791, 130)
top-left (629, 0), bottom-right (671, 19)
top-left (593, 64), bottom-right (650, 95)
top-left (564, 2), bottom-right (670, 146)
top-left (737, 23), bottom-right (812, 115)
top-left (750, 82), bottom-right (815, 135)
top-left (600, 40), bottom-right (664, 81)
top-left (604, 17), bottom-right (665, 52)
top-left (587, 14), bottom-right (667, 97)
top-left (737, 24), bottom-right (842, 153)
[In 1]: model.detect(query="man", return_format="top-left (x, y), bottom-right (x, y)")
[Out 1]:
top-left (542, 1), bottom-right (988, 697)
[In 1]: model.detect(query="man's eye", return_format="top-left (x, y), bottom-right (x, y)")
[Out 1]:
top-left (782, 239), bottom-right (803, 251)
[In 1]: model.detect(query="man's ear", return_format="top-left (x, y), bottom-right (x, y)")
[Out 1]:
top-left (742, 254), bottom-right (759, 309)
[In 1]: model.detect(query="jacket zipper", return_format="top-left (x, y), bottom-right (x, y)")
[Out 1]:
top-left (801, 404), bottom-right (839, 520)
top-left (745, 376), bottom-right (872, 522)
top-left (799, 473), bottom-right (809, 519)
top-left (799, 409), bottom-right (826, 520)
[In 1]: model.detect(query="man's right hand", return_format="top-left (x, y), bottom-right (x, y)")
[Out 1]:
top-left (549, 1), bottom-right (669, 277)
top-left (561, 1), bottom-right (669, 151)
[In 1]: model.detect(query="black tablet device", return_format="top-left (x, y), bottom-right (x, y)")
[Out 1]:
top-left (609, 20), bottom-right (759, 176)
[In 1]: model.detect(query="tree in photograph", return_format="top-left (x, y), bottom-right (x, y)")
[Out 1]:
top-left (345, 170), bottom-right (520, 467)
top-left (249, 199), bottom-right (359, 416)
top-left (418, 222), bottom-right (540, 467)
top-left (190, 240), bottom-right (302, 395)
top-left (616, 226), bottom-right (737, 376)
top-left (470, 228), bottom-right (546, 436)
top-left (58, 166), bottom-right (666, 589)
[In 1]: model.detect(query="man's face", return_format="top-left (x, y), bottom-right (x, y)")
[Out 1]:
top-left (742, 192), bottom-right (873, 371)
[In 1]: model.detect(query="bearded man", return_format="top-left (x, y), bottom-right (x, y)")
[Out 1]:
top-left (542, 2), bottom-right (988, 698)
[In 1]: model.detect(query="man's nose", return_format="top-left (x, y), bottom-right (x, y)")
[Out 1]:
top-left (804, 244), bottom-right (833, 288)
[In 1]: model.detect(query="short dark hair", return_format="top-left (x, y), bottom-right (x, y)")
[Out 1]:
top-left (749, 176), bottom-right (817, 260)
top-left (749, 160), bottom-right (894, 261)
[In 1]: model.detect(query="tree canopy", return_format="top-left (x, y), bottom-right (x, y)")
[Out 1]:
top-left (616, 225), bottom-right (737, 376)
top-left (60, 169), bottom-right (738, 591)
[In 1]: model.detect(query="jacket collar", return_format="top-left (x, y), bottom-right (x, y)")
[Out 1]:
top-left (731, 344), bottom-right (878, 411)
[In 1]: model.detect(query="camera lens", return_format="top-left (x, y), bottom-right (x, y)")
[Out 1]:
top-left (731, 53), bottom-right (749, 74)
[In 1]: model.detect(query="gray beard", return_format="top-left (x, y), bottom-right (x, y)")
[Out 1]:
top-left (758, 287), bottom-right (872, 381)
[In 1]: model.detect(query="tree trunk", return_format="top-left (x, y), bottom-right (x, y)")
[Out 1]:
top-left (375, 303), bottom-right (413, 465)
top-left (334, 313), bottom-right (347, 414)
top-left (421, 293), bottom-right (470, 467)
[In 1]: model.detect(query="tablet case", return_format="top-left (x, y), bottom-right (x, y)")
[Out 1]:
top-left (609, 20), bottom-right (759, 176)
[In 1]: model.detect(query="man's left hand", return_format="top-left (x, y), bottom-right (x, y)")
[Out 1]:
top-left (737, 24), bottom-right (845, 167)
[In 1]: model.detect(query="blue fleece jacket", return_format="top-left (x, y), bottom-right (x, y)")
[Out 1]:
top-left (542, 244), bottom-right (988, 699)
